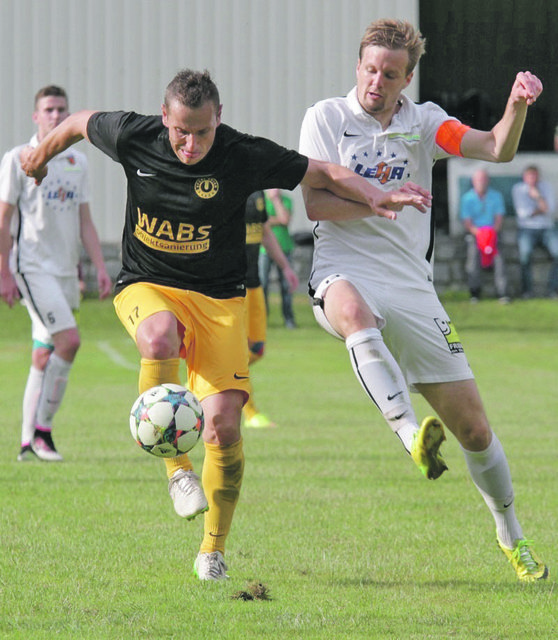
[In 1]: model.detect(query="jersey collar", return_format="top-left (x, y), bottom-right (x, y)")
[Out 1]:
top-left (347, 87), bottom-right (410, 132)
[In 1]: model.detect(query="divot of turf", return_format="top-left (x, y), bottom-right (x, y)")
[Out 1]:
top-left (231, 581), bottom-right (272, 601)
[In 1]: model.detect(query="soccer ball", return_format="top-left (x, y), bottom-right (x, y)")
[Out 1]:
top-left (129, 383), bottom-right (204, 457)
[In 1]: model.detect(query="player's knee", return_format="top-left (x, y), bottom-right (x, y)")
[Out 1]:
top-left (136, 313), bottom-right (181, 359)
top-left (54, 329), bottom-right (81, 361)
top-left (137, 330), bottom-right (180, 360)
top-left (337, 296), bottom-right (371, 328)
top-left (452, 417), bottom-right (492, 451)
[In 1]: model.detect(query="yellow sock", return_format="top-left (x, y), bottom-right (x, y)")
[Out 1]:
top-left (138, 357), bottom-right (193, 478)
top-left (200, 439), bottom-right (244, 554)
top-left (164, 452), bottom-right (193, 477)
top-left (138, 357), bottom-right (180, 394)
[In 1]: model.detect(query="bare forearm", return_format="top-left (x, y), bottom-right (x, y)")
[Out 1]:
top-left (460, 71), bottom-right (542, 163)
top-left (303, 185), bottom-right (373, 221)
top-left (490, 100), bottom-right (528, 162)
top-left (21, 111), bottom-right (96, 178)
top-left (80, 214), bottom-right (107, 273)
top-left (300, 158), bottom-right (431, 220)
top-left (0, 203), bottom-right (14, 274)
top-left (302, 159), bottom-right (372, 206)
top-left (80, 212), bottom-right (112, 299)
top-left (262, 224), bottom-right (289, 270)
top-left (462, 219), bottom-right (477, 235)
top-left (82, 232), bottom-right (107, 273)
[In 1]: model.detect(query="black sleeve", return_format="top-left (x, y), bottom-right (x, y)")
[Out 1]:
top-left (87, 111), bottom-right (135, 163)
top-left (245, 136), bottom-right (309, 192)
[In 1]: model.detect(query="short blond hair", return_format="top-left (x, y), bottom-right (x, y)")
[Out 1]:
top-left (359, 19), bottom-right (426, 74)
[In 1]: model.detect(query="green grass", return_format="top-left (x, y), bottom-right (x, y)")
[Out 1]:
top-left (0, 293), bottom-right (556, 639)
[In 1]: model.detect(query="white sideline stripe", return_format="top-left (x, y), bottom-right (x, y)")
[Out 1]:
top-left (96, 341), bottom-right (138, 370)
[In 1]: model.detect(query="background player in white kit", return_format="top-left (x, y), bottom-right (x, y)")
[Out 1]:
top-left (0, 85), bottom-right (112, 462)
top-left (299, 18), bottom-right (548, 582)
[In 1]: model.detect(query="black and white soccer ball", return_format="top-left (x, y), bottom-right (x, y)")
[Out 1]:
top-left (129, 383), bottom-right (204, 457)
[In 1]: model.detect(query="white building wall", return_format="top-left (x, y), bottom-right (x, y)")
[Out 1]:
top-left (0, 0), bottom-right (418, 239)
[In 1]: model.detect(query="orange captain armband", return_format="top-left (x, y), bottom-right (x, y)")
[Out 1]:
top-left (435, 120), bottom-right (471, 157)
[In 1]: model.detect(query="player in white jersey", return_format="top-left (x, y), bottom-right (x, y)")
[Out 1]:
top-left (299, 18), bottom-right (548, 583)
top-left (0, 85), bottom-right (112, 462)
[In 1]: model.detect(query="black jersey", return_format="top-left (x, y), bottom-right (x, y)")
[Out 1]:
top-left (87, 111), bottom-right (308, 298)
top-left (244, 191), bottom-right (267, 289)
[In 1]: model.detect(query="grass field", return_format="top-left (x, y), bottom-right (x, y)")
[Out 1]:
top-left (0, 293), bottom-right (557, 639)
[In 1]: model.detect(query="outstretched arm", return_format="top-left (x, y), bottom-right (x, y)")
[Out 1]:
top-left (460, 72), bottom-right (543, 163)
top-left (20, 110), bottom-right (98, 184)
top-left (301, 158), bottom-right (432, 221)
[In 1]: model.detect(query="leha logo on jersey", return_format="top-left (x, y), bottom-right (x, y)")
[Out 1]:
top-left (46, 187), bottom-right (76, 202)
top-left (353, 161), bottom-right (407, 185)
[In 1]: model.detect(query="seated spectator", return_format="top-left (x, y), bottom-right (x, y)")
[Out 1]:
top-left (511, 166), bottom-right (558, 299)
top-left (460, 169), bottom-right (509, 303)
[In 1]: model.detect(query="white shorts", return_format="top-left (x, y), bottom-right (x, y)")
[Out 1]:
top-left (311, 273), bottom-right (473, 391)
top-left (15, 272), bottom-right (80, 347)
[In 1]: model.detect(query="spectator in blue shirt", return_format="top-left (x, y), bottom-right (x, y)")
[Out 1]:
top-left (511, 165), bottom-right (558, 299)
top-left (460, 169), bottom-right (509, 303)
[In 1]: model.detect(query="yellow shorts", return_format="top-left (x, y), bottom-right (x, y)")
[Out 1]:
top-left (245, 286), bottom-right (267, 344)
top-left (114, 282), bottom-right (250, 401)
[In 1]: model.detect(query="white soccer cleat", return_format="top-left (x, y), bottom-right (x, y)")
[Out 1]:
top-left (32, 432), bottom-right (63, 462)
top-left (168, 469), bottom-right (208, 520)
top-left (193, 551), bottom-right (229, 581)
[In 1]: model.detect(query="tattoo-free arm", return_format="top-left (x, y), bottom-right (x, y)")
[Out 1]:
top-left (79, 203), bottom-right (112, 299)
top-left (20, 110), bottom-right (98, 185)
top-left (460, 72), bottom-right (542, 163)
top-left (301, 158), bottom-right (432, 221)
top-left (0, 201), bottom-right (19, 306)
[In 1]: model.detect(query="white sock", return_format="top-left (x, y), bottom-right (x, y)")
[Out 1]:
top-left (346, 328), bottom-right (418, 452)
top-left (462, 432), bottom-right (523, 548)
top-left (35, 353), bottom-right (72, 429)
top-left (21, 365), bottom-right (44, 446)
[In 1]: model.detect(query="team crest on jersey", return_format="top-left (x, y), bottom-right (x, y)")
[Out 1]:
top-left (434, 318), bottom-right (464, 354)
top-left (194, 177), bottom-right (219, 199)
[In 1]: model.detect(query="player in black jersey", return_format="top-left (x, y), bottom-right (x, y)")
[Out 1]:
top-left (21, 69), bottom-right (431, 581)
top-left (243, 190), bottom-right (298, 428)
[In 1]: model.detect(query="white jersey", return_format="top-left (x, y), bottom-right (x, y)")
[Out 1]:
top-left (0, 135), bottom-right (89, 277)
top-left (299, 88), bottom-right (456, 290)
